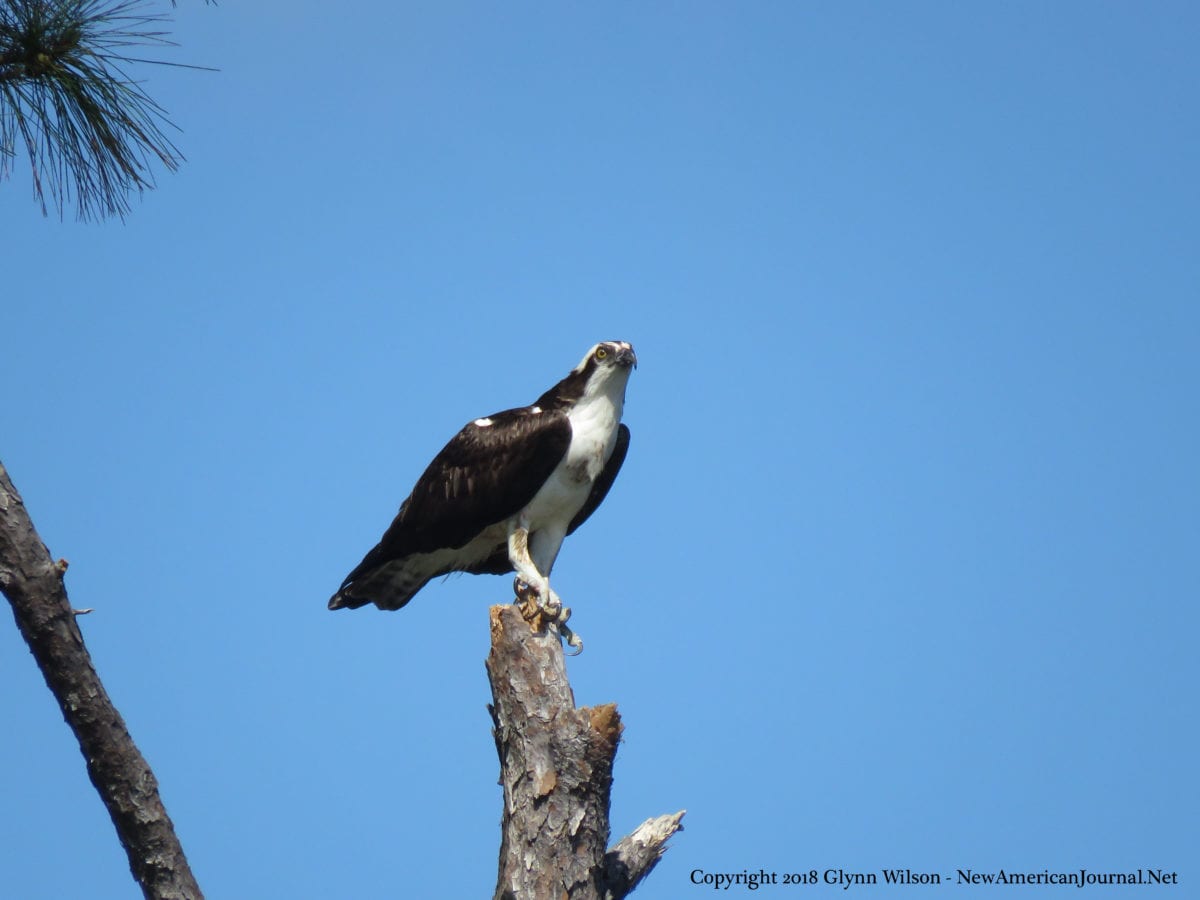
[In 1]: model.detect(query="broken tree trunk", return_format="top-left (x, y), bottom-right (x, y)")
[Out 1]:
top-left (487, 604), bottom-right (684, 900)
top-left (0, 461), bottom-right (203, 900)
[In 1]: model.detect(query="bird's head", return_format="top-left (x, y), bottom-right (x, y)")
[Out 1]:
top-left (582, 340), bottom-right (636, 401)
top-left (551, 341), bottom-right (636, 408)
top-left (536, 342), bottom-right (637, 411)
top-left (574, 340), bottom-right (637, 374)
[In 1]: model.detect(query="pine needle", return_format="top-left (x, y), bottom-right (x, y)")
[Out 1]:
top-left (0, 0), bottom-right (206, 221)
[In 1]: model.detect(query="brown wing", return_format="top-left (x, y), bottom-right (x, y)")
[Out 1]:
top-left (335, 408), bottom-right (572, 591)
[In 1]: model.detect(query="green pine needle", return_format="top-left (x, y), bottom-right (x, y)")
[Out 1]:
top-left (1, 0), bottom-right (203, 221)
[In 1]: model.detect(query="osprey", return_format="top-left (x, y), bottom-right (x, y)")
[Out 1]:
top-left (328, 341), bottom-right (636, 651)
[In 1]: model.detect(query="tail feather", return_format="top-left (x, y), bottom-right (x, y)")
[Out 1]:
top-left (328, 588), bottom-right (371, 611)
top-left (326, 562), bottom-right (430, 611)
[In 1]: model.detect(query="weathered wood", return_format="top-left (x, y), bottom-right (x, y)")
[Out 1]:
top-left (487, 604), bottom-right (683, 900)
top-left (604, 812), bottom-right (688, 897)
top-left (0, 461), bottom-right (203, 900)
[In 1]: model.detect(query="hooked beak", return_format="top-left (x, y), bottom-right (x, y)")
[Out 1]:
top-left (615, 345), bottom-right (638, 369)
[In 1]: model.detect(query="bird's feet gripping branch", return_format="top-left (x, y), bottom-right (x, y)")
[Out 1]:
top-left (513, 577), bottom-right (583, 655)
top-left (507, 525), bottom-right (584, 654)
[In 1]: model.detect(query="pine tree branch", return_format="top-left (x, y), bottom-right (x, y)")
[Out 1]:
top-left (604, 812), bottom-right (686, 899)
top-left (0, 459), bottom-right (203, 900)
top-left (0, 0), bottom-right (210, 221)
top-left (486, 603), bottom-right (684, 900)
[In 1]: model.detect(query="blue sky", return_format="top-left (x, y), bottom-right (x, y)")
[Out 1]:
top-left (2, 2), bottom-right (1197, 896)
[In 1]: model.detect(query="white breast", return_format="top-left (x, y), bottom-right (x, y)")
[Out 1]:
top-left (520, 385), bottom-right (624, 532)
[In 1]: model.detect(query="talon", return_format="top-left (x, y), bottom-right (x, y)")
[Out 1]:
top-left (511, 588), bottom-right (540, 624)
top-left (559, 622), bottom-right (584, 656)
top-left (513, 579), bottom-right (541, 623)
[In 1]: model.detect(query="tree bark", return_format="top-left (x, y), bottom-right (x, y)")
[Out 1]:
top-left (487, 604), bottom-right (684, 900)
top-left (0, 461), bottom-right (203, 900)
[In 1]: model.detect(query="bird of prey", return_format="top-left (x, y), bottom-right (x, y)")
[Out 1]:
top-left (328, 341), bottom-right (636, 651)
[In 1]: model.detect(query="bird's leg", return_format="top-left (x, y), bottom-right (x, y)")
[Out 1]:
top-left (507, 526), bottom-right (557, 617)
top-left (508, 524), bottom-right (582, 650)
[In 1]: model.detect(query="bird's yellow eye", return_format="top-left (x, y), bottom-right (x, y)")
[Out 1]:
top-left (595, 347), bottom-right (608, 360)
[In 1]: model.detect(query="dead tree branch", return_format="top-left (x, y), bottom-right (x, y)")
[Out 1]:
top-left (0, 459), bottom-right (203, 900)
top-left (487, 604), bottom-right (684, 900)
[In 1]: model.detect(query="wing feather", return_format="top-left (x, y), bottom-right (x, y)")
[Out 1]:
top-left (337, 408), bottom-right (571, 589)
